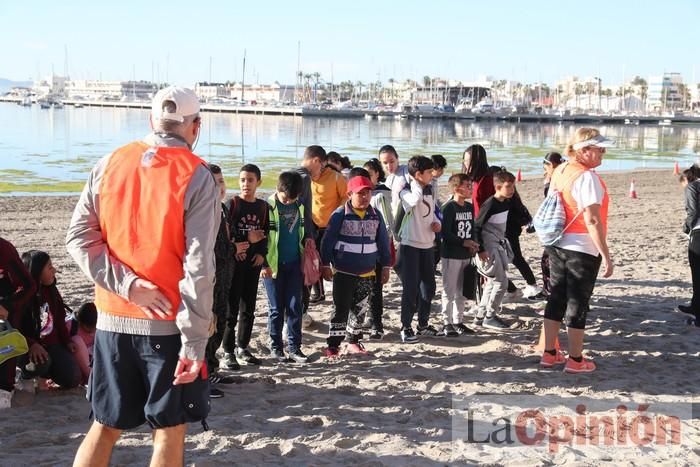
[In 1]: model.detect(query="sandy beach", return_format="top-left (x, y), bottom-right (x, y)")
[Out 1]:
top-left (0, 168), bottom-right (698, 466)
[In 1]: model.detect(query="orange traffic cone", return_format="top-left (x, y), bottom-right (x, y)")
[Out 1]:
top-left (516, 169), bottom-right (522, 182)
top-left (629, 179), bottom-right (638, 199)
top-left (674, 161), bottom-right (680, 176)
top-left (534, 323), bottom-right (560, 352)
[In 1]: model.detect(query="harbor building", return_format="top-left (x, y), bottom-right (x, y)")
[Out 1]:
top-left (647, 73), bottom-right (684, 112)
top-left (34, 75), bottom-right (68, 97)
top-left (194, 82), bottom-right (229, 101)
top-left (65, 80), bottom-right (158, 100)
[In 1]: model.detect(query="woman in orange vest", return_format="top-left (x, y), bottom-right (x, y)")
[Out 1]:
top-left (540, 128), bottom-right (614, 374)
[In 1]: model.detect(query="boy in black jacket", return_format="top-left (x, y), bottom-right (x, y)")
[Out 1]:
top-left (440, 174), bottom-right (479, 336)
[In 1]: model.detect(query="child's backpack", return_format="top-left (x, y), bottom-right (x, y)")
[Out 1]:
top-left (0, 320), bottom-right (28, 365)
top-left (532, 164), bottom-right (584, 246)
top-left (393, 201), bottom-right (410, 242)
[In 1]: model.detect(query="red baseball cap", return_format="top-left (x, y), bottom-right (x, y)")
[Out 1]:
top-left (347, 176), bottom-right (374, 193)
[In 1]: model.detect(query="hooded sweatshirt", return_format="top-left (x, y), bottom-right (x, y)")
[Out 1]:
top-left (398, 180), bottom-right (440, 249)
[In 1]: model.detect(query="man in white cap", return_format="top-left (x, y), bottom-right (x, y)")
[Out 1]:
top-left (67, 86), bottom-right (219, 466)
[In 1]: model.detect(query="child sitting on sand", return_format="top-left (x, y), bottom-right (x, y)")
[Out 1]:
top-left (18, 250), bottom-right (81, 389)
top-left (66, 302), bottom-right (96, 384)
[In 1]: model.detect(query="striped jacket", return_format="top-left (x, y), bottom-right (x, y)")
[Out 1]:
top-left (320, 201), bottom-right (391, 276)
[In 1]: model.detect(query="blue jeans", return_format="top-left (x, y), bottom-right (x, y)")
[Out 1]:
top-left (264, 260), bottom-right (303, 352)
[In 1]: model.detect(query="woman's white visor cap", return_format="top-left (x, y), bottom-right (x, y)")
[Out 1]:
top-left (572, 134), bottom-right (615, 151)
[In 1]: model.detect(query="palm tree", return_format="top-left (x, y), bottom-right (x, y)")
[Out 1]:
top-left (574, 83), bottom-right (584, 109)
top-left (312, 72), bottom-right (321, 103)
top-left (388, 78), bottom-right (395, 102)
top-left (355, 81), bottom-right (364, 101)
top-left (423, 76), bottom-right (431, 88)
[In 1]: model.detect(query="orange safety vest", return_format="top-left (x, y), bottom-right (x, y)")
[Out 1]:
top-left (552, 161), bottom-right (609, 235)
top-left (94, 141), bottom-right (205, 320)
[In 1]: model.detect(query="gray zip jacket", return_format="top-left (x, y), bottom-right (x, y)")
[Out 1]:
top-left (65, 133), bottom-right (220, 361)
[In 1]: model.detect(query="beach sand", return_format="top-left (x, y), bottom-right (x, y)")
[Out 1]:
top-left (0, 169), bottom-right (698, 466)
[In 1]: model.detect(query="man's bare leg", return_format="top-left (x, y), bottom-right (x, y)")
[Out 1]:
top-left (73, 421), bottom-right (122, 467)
top-left (150, 423), bottom-right (187, 467)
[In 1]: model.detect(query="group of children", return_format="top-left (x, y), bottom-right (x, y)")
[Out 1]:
top-left (204, 143), bottom-right (544, 391)
top-left (1, 143), bottom-right (546, 400)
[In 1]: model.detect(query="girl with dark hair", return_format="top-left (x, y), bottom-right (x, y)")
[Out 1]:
top-left (462, 144), bottom-right (494, 216)
top-left (677, 164), bottom-right (700, 326)
top-left (543, 152), bottom-right (565, 197)
top-left (18, 250), bottom-right (81, 389)
top-left (327, 151), bottom-right (352, 179)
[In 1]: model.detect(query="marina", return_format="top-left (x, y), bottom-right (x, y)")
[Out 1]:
top-left (3, 96), bottom-right (700, 125)
top-left (1, 103), bottom-right (698, 194)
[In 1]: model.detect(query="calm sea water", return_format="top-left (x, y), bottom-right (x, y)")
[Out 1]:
top-left (1, 103), bottom-right (699, 190)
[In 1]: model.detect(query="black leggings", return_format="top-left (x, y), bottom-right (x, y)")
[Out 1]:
top-left (544, 246), bottom-right (601, 329)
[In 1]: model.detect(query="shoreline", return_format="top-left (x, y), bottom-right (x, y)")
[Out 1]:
top-left (0, 167), bottom-right (698, 465)
top-left (0, 165), bottom-right (684, 197)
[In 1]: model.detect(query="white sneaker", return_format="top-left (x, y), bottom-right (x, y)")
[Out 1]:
top-left (522, 285), bottom-right (542, 299)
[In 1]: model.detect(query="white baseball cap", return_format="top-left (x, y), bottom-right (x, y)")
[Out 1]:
top-left (151, 86), bottom-right (200, 123)
top-left (572, 134), bottom-right (615, 151)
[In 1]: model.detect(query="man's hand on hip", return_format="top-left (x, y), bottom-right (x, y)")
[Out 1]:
top-left (129, 278), bottom-right (173, 320)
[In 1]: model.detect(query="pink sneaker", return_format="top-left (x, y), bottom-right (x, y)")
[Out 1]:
top-left (345, 342), bottom-right (370, 356)
top-left (564, 357), bottom-right (596, 374)
top-left (540, 351), bottom-right (566, 368)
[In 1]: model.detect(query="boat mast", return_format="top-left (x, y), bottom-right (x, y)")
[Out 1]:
top-left (241, 49), bottom-right (246, 102)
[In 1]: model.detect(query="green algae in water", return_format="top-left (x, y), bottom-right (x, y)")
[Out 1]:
top-left (0, 180), bottom-right (86, 193)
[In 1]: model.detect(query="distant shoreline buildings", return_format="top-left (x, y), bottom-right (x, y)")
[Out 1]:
top-left (5, 72), bottom-right (700, 115)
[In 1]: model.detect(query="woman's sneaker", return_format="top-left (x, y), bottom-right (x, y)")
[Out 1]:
top-left (539, 351), bottom-right (566, 368)
top-left (417, 325), bottom-right (439, 336)
top-left (482, 315), bottom-right (509, 330)
top-left (400, 327), bottom-right (419, 343)
top-left (440, 324), bottom-right (459, 337)
top-left (564, 357), bottom-right (596, 374)
top-left (368, 329), bottom-right (384, 340)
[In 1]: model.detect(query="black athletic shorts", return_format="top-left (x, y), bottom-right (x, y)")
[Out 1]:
top-left (88, 330), bottom-right (210, 430)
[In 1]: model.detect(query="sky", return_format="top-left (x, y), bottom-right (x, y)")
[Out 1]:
top-left (3, 0), bottom-right (700, 87)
